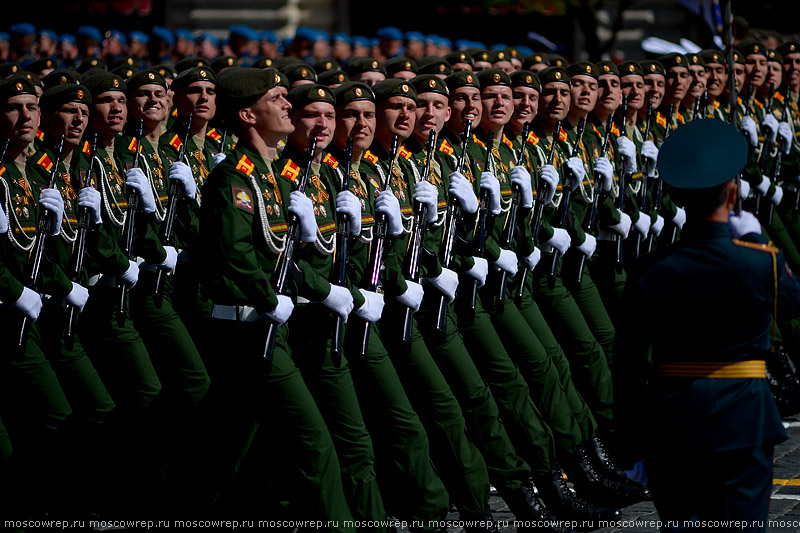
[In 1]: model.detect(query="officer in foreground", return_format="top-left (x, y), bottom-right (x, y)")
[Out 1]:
top-left (615, 118), bottom-right (799, 530)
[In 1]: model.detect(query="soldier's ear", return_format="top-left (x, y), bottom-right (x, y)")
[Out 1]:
top-left (239, 106), bottom-right (257, 127)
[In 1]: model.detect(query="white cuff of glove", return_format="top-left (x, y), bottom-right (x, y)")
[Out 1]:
top-left (322, 284), bottom-right (354, 320)
top-left (426, 268), bottom-right (459, 303)
top-left (159, 245), bottom-right (178, 271)
top-left (213, 152), bottom-right (227, 165)
top-left (465, 257), bottom-right (489, 287)
top-left (566, 158), bottom-right (586, 190)
top-left (651, 215), bottom-right (665, 236)
top-left (15, 287), bottom-right (42, 321)
top-left (633, 213), bottom-right (651, 236)
top-left (756, 176), bottom-right (771, 196)
top-left (120, 260), bottom-right (140, 288)
top-left (672, 207), bottom-right (686, 229)
top-left (397, 280), bottom-right (424, 312)
top-left (611, 211), bottom-right (632, 239)
top-left (288, 190), bottom-right (318, 243)
top-left (354, 289), bottom-right (385, 322)
top-left (65, 282), bottom-right (89, 312)
top-left (522, 247), bottom-right (541, 271)
top-left (728, 211), bottom-right (762, 238)
top-left (480, 172), bottom-right (502, 215)
top-left (739, 179), bottom-right (751, 199)
top-left (593, 157), bottom-right (614, 192)
top-left (772, 185), bottom-right (784, 206)
top-left (493, 249), bottom-right (519, 276)
top-left (266, 294), bottom-right (294, 325)
top-left (576, 234), bottom-right (596, 258)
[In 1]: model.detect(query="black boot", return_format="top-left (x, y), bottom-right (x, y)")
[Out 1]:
top-left (463, 508), bottom-right (499, 533)
top-left (534, 464), bottom-right (620, 530)
top-left (563, 446), bottom-right (647, 507)
top-left (502, 480), bottom-right (579, 532)
top-left (589, 437), bottom-right (650, 497)
top-left (766, 347), bottom-right (800, 417)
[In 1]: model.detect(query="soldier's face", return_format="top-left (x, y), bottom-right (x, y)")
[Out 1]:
top-left (473, 61), bottom-right (493, 73)
top-left (176, 81), bottom-right (216, 124)
top-left (596, 74), bottom-right (621, 113)
top-left (48, 102), bottom-right (89, 147)
top-left (354, 72), bottom-right (385, 88)
top-left (391, 71), bottom-right (416, 81)
top-left (705, 64), bottom-right (727, 98)
top-left (448, 86), bottom-right (481, 131)
top-left (90, 90), bottom-right (127, 135)
top-left (530, 63), bottom-right (548, 75)
top-left (512, 86), bottom-right (538, 128)
top-left (688, 65), bottom-right (707, 98)
top-left (569, 75), bottom-right (598, 113)
top-left (247, 86), bottom-right (294, 141)
top-left (128, 83), bottom-right (169, 124)
top-left (451, 62), bottom-right (472, 73)
top-left (538, 82), bottom-right (570, 122)
top-left (376, 96), bottom-right (416, 141)
top-left (621, 75), bottom-right (645, 111)
top-left (643, 74), bottom-right (665, 109)
top-left (1, 94), bottom-right (39, 146)
top-left (734, 64), bottom-right (746, 92)
top-left (480, 85), bottom-right (513, 130)
top-left (289, 101), bottom-right (336, 152)
top-left (766, 62), bottom-right (782, 91)
top-left (334, 100), bottom-right (376, 152)
top-left (745, 54), bottom-right (767, 87)
top-left (665, 67), bottom-right (689, 102)
top-left (414, 92), bottom-right (450, 140)
top-left (782, 53), bottom-right (800, 89)
top-left (493, 60), bottom-right (514, 74)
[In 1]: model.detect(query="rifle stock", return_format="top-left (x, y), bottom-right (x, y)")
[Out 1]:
top-left (333, 137), bottom-right (354, 356)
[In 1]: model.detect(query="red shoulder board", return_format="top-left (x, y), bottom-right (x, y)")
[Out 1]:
top-left (36, 129), bottom-right (44, 141)
top-left (398, 145), bottom-right (412, 160)
top-left (363, 150), bottom-right (378, 164)
top-left (656, 112), bottom-right (667, 127)
top-left (127, 137), bottom-right (139, 153)
top-left (775, 91), bottom-right (785, 103)
top-left (37, 152), bottom-right (54, 172)
top-left (501, 134), bottom-right (513, 149)
top-left (0, 165), bottom-right (6, 177)
top-left (472, 134), bottom-right (486, 149)
top-left (676, 112), bottom-right (685, 123)
top-left (322, 153), bottom-right (339, 169)
top-left (171, 108), bottom-right (178, 117)
top-left (168, 134), bottom-right (182, 151)
top-left (713, 100), bottom-right (721, 109)
top-left (737, 97), bottom-right (743, 105)
top-left (754, 99), bottom-right (764, 109)
top-left (732, 239), bottom-right (779, 254)
top-left (439, 139), bottom-right (454, 156)
top-left (610, 123), bottom-right (621, 136)
top-left (206, 128), bottom-right (222, 141)
top-left (526, 131), bottom-right (539, 145)
top-left (234, 154), bottom-right (256, 177)
top-left (558, 127), bottom-right (568, 142)
top-left (281, 159), bottom-right (301, 181)
top-left (82, 141), bottom-right (92, 155)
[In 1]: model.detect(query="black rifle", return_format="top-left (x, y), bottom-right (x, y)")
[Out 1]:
top-left (220, 120), bottom-right (228, 153)
top-left (64, 133), bottom-right (99, 350)
top-left (332, 137), bottom-right (354, 357)
top-left (116, 120), bottom-right (144, 327)
top-left (725, 0), bottom-right (742, 216)
top-left (632, 100), bottom-right (654, 259)
top-left (576, 113), bottom-right (614, 285)
top-left (496, 120), bottom-right (532, 303)
top-left (464, 130), bottom-right (494, 313)
top-left (651, 103), bottom-right (676, 249)
top-left (400, 130), bottom-right (436, 344)
top-left (754, 83), bottom-right (776, 218)
top-left (17, 135), bottom-right (65, 351)
top-left (154, 113), bottom-right (193, 305)
top-left (357, 135), bottom-right (399, 356)
top-left (768, 95), bottom-right (789, 224)
top-left (263, 137), bottom-right (318, 360)
top-left (435, 121), bottom-right (471, 334)
top-left (613, 96), bottom-right (630, 272)
top-left (515, 120), bottom-right (560, 301)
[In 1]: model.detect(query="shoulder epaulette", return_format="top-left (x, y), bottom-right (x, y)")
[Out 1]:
top-left (591, 123), bottom-right (602, 139)
top-left (610, 123), bottom-right (621, 136)
top-left (82, 141), bottom-right (92, 155)
top-left (168, 133), bottom-right (182, 151)
top-left (36, 129), bottom-right (44, 141)
top-left (677, 112), bottom-right (685, 123)
top-left (732, 238), bottom-right (779, 254)
top-left (0, 165), bottom-right (6, 177)
top-left (656, 112), bottom-right (667, 127)
top-left (501, 134), bottom-right (513, 149)
top-left (754, 99), bottom-right (764, 109)
top-left (472, 134), bottom-right (486, 149)
top-left (558, 127), bottom-right (568, 142)
top-left (234, 154), bottom-right (255, 177)
top-left (322, 153), bottom-right (338, 169)
top-left (398, 145), bottom-right (412, 160)
top-left (127, 137), bottom-right (138, 153)
top-left (775, 91), bottom-right (785, 103)
top-left (527, 131), bottom-right (539, 145)
top-left (206, 128), bottom-right (222, 142)
top-left (281, 159), bottom-right (301, 181)
top-left (439, 139), bottom-right (454, 156)
top-left (363, 150), bottom-right (378, 164)
top-left (171, 108), bottom-right (178, 117)
top-left (36, 152), bottom-right (54, 172)
top-left (713, 100), bottom-right (721, 109)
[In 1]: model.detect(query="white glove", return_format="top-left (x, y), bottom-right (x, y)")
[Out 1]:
top-left (739, 179), bottom-right (751, 199)
top-left (322, 284), bottom-right (354, 320)
top-left (772, 185), bottom-right (784, 206)
top-left (159, 245), bottom-right (178, 271)
top-left (756, 176), bottom-right (771, 196)
top-left (375, 190), bottom-right (403, 236)
top-left (576, 234), bottom-right (596, 258)
top-left (125, 168), bottom-right (156, 213)
top-left (39, 188), bottom-right (64, 236)
top-left (651, 215), bottom-right (665, 236)
top-left (266, 294), bottom-right (294, 325)
top-left (763, 114), bottom-right (779, 144)
top-left (565, 157), bottom-right (586, 191)
top-left (413, 180), bottom-right (439, 223)
top-left (539, 165), bottom-right (559, 204)
top-left (610, 210), bottom-right (632, 239)
top-left (354, 289), bottom-right (384, 322)
top-left (65, 282), bottom-right (89, 312)
top-left (120, 260), bottom-right (139, 288)
top-left (14, 287), bottom-right (42, 321)
top-left (449, 172), bottom-right (478, 214)
top-left (510, 166), bottom-right (533, 208)
top-left (336, 190), bottom-right (362, 236)
top-left (728, 210), bottom-right (762, 238)
top-left (397, 280), bottom-right (424, 312)
top-left (480, 172), bottom-right (501, 215)
top-left (521, 247), bottom-right (541, 271)
top-left (616, 137), bottom-right (638, 173)
top-left (641, 141), bottom-right (658, 177)
top-left (672, 207), bottom-right (686, 229)
top-left (740, 116), bottom-right (759, 147)
top-left (169, 161), bottom-right (197, 200)
top-left (493, 248), bottom-right (518, 276)
top-left (543, 227), bottom-right (570, 255)
top-left (213, 152), bottom-right (227, 165)
top-left (633, 212), bottom-right (651, 236)
top-left (624, 460), bottom-right (649, 489)
top-left (78, 187), bottom-right (102, 224)
top-left (465, 257), bottom-right (489, 287)
top-left (426, 267), bottom-right (459, 303)
top-left (288, 190), bottom-right (318, 242)
top-left (778, 122), bottom-right (793, 154)
top-left (593, 157), bottom-right (613, 192)
top-left (0, 201), bottom-right (8, 233)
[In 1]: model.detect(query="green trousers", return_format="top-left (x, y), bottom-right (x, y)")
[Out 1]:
top-left (588, 240), bottom-right (627, 325)
top-left (760, 206), bottom-right (800, 272)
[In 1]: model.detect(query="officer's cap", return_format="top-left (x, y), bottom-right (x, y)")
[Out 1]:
top-left (344, 57), bottom-right (387, 76)
top-left (733, 50), bottom-right (744, 65)
top-left (700, 49), bottom-right (725, 66)
top-left (333, 81), bottom-right (375, 106)
top-left (41, 69), bottom-right (81, 91)
top-left (566, 61), bottom-right (599, 80)
top-left (22, 72), bottom-right (41, 87)
top-left (777, 41), bottom-right (800, 57)
top-left (686, 53), bottom-right (705, 67)
top-left (385, 57), bottom-right (418, 75)
top-left (76, 57), bottom-right (105, 74)
top-left (154, 63), bottom-right (178, 79)
top-left (312, 59), bottom-right (340, 74)
top-left (39, 30), bottom-right (58, 42)
top-left (0, 75), bottom-right (37, 102)
top-left (282, 63), bottom-right (318, 83)
top-left (318, 70), bottom-right (351, 86)
top-left (351, 36), bottom-right (370, 48)
top-left (445, 70), bottom-right (480, 92)
top-left (81, 72), bottom-right (126, 98)
top-left (658, 119), bottom-right (746, 189)
top-left (618, 61), bottom-right (643, 77)
top-left (212, 56), bottom-right (239, 73)
top-left (171, 66), bottom-right (216, 92)
top-left (640, 60), bottom-right (666, 76)
top-left (445, 51), bottom-right (473, 67)
top-left (229, 25), bottom-right (258, 41)
top-left (469, 49), bottom-right (492, 64)
top-left (127, 69), bottom-right (168, 93)
top-left (373, 78), bottom-right (417, 103)
top-left (217, 67), bottom-right (287, 111)
top-left (522, 54), bottom-right (547, 70)
top-left (537, 66), bottom-right (570, 86)
top-left (736, 39), bottom-right (767, 58)
top-left (596, 60), bottom-right (619, 77)
top-left (417, 56), bottom-right (452, 76)
top-left (488, 49), bottom-right (511, 64)
top-left (287, 83), bottom-right (335, 109)
top-left (411, 74), bottom-right (449, 97)
top-left (767, 49), bottom-right (783, 64)
top-left (510, 70), bottom-right (540, 92)
top-left (476, 68), bottom-right (511, 89)
top-left (39, 83), bottom-right (92, 112)
top-left (28, 57), bottom-right (57, 73)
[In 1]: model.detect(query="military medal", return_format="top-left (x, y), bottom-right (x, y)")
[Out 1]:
top-left (320, 205), bottom-right (327, 217)
top-left (314, 206), bottom-right (320, 216)
top-left (266, 204), bottom-right (273, 215)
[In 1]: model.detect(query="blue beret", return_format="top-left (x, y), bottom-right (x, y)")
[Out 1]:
top-left (405, 32), bottom-right (425, 43)
top-left (77, 26), bottom-right (102, 42)
top-left (175, 29), bottom-right (194, 41)
top-left (426, 34), bottom-right (439, 44)
top-left (371, 38), bottom-right (379, 47)
top-left (106, 30), bottom-right (127, 44)
top-left (151, 26), bottom-right (174, 46)
top-left (332, 33), bottom-right (350, 44)
top-left (0, 33), bottom-right (8, 42)
top-left (11, 23), bottom-right (36, 36)
top-left (454, 39), bottom-right (471, 50)
top-left (39, 30), bottom-right (58, 41)
top-left (260, 31), bottom-right (278, 43)
top-left (489, 43), bottom-right (507, 50)
top-left (377, 27), bottom-right (403, 41)
top-left (229, 25), bottom-right (258, 41)
top-left (197, 33), bottom-right (218, 46)
top-left (315, 29), bottom-right (329, 42)
top-left (129, 31), bottom-right (149, 45)
top-left (517, 45), bottom-right (534, 57)
top-left (658, 119), bottom-right (747, 189)
top-left (352, 36), bottom-right (369, 48)
top-left (439, 37), bottom-right (452, 49)
top-left (59, 33), bottom-right (75, 45)
top-left (294, 26), bottom-right (316, 42)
